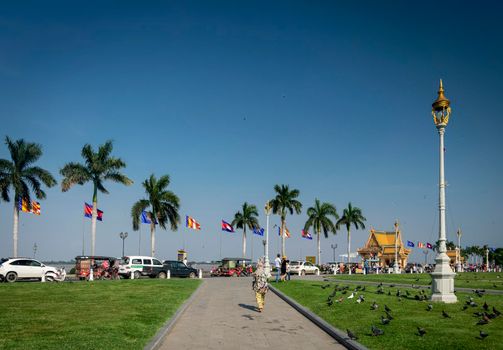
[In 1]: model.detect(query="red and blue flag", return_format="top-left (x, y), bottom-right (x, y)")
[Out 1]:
top-left (221, 220), bottom-right (234, 232)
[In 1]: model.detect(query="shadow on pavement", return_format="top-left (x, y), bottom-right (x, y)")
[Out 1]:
top-left (238, 303), bottom-right (259, 312)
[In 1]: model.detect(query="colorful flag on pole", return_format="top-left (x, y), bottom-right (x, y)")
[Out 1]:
top-left (418, 242), bottom-right (425, 248)
top-left (284, 227), bottom-right (291, 238)
top-left (407, 241), bottom-right (415, 248)
top-left (426, 242), bottom-right (433, 250)
top-left (84, 203), bottom-right (103, 221)
top-left (253, 227), bottom-right (264, 236)
top-left (221, 220), bottom-right (234, 232)
top-left (186, 215), bottom-right (201, 230)
top-left (141, 211), bottom-right (157, 224)
top-left (301, 230), bottom-right (313, 240)
top-left (19, 199), bottom-right (41, 215)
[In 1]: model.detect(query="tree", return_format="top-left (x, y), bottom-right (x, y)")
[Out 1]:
top-left (336, 202), bottom-right (366, 273)
top-left (231, 202), bottom-right (259, 263)
top-left (270, 184), bottom-right (302, 257)
top-left (0, 137), bottom-right (57, 257)
top-left (131, 174), bottom-right (180, 257)
top-left (60, 141), bottom-right (132, 255)
top-left (303, 199), bottom-right (338, 265)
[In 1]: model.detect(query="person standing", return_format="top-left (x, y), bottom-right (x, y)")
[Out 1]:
top-left (252, 258), bottom-right (269, 312)
top-left (280, 256), bottom-right (287, 281)
top-left (274, 254), bottom-right (281, 282)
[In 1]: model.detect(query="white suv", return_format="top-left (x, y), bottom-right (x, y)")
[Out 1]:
top-left (118, 256), bottom-right (163, 279)
top-left (0, 258), bottom-right (59, 282)
top-left (288, 261), bottom-right (320, 275)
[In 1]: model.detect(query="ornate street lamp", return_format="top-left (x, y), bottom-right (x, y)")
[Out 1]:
top-left (430, 80), bottom-right (457, 303)
top-left (119, 232), bottom-right (128, 258)
top-left (264, 201), bottom-right (272, 277)
top-left (456, 228), bottom-right (462, 272)
top-left (393, 220), bottom-right (399, 274)
top-left (331, 244), bottom-right (337, 262)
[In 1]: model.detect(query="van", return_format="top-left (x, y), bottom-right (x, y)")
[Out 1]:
top-left (119, 256), bottom-right (163, 279)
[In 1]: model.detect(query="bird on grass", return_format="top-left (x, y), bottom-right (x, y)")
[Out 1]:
top-left (385, 305), bottom-right (392, 313)
top-left (427, 304), bottom-right (433, 311)
top-left (476, 318), bottom-right (489, 325)
top-left (479, 330), bottom-right (489, 339)
top-left (361, 286), bottom-right (366, 291)
top-left (493, 306), bottom-right (501, 316)
top-left (442, 310), bottom-right (451, 318)
top-left (462, 305), bottom-right (469, 311)
top-left (381, 315), bottom-right (391, 325)
top-left (321, 284), bottom-right (330, 289)
top-left (371, 302), bottom-right (379, 310)
top-left (371, 325), bottom-right (384, 336)
top-left (396, 290), bottom-right (401, 297)
top-left (483, 302), bottom-right (489, 311)
top-left (417, 327), bottom-right (426, 337)
top-left (388, 290), bottom-right (391, 296)
top-left (327, 299), bottom-right (333, 306)
top-left (405, 290), bottom-right (410, 297)
top-left (385, 310), bottom-right (394, 320)
top-left (348, 292), bottom-right (355, 299)
top-left (415, 278), bottom-right (420, 282)
top-left (347, 329), bottom-right (358, 340)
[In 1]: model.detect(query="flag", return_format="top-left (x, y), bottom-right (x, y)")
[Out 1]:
top-left (301, 230), bottom-right (312, 240)
top-left (277, 226), bottom-right (281, 236)
top-left (221, 220), bottom-right (234, 232)
top-left (186, 215), bottom-right (201, 230)
top-left (141, 211), bottom-right (157, 224)
top-left (407, 240), bottom-right (415, 248)
top-left (18, 199), bottom-right (41, 215)
top-left (426, 242), bottom-right (433, 250)
top-left (84, 203), bottom-right (103, 221)
top-left (253, 227), bottom-right (264, 236)
top-left (284, 227), bottom-right (291, 238)
top-left (418, 242), bottom-right (425, 248)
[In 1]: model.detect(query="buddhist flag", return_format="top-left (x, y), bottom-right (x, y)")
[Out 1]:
top-left (221, 220), bottom-right (234, 233)
top-left (186, 216), bottom-right (201, 230)
top-left (84, 203), bottom-right (103, 221)
top-left (141, 211), bottom-right (157, 224)
top-left (301, 230), bottom-right (313, 240)
top-left (284, 227), bottom-right (291, 238)
top-left (418, 242), bottom-right (425, 248)
top-left (18, 199), bottom-right (41, 215)
top-left (253, 227), bottom-right (264, 236)
top-left (407, 241), bottom-right (415, 248)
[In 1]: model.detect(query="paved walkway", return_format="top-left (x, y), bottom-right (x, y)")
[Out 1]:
top-left (157, 278), bottom-right (345, 350)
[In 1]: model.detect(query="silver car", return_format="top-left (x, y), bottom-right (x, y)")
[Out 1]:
top-left (0, 258), bottom-right (59, 282)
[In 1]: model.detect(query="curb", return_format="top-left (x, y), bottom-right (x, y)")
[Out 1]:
top-left (144, 280), bottom-right (205, 350)
top-left (269, 285), bottom-right (369, 350)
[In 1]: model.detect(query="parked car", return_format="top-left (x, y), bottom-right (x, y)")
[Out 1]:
top-left (288, 260), bottom-right (320, 275)
top-left (0, 257), bottom-right (59, 282)
top-left (119, 256), bottom-right (164, 279)
top-left (162, 260), bottom-right (198, 278)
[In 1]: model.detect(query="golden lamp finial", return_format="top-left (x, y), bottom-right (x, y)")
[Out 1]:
top-left (432, 79), bottom-right (451, 126)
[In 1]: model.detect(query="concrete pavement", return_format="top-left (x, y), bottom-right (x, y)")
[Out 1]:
top-left (156, 277), bottom-right (346, 350)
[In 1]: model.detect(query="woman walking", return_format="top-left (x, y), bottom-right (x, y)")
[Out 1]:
top-left (252, 258), bottom-right (269, 312)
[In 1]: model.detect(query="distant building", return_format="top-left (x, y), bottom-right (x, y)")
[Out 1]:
top-left (357, 226), bottom-right (411, 268)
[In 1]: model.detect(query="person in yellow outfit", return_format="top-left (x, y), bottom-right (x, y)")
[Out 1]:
top-left (252, 258), bottom-right (269, 312)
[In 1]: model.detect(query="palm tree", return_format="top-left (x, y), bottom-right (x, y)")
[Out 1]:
top-left (231, 202), bottom-right (259, 263)
top-left (60, 141), bottom-right (132, 255)
top-left (131, 174), bottom-right (180, 257)
top-left (0, 137), bottom-right (57, 257)
top-left (336, 202), bottom-right (366, 274)
top-left (304, 199), bottom-right (338, 265)
top-left (270, 184), bottom-right (302, 257)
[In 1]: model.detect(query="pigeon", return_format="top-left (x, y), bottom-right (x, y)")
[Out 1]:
top-left (371, 302), bottom-right (379, 310)
top-left (371, 325), bottom-right (384, 336)
top-left (347, 329), bottom-right (358, 340)
top-left (390, 284), bottom-right (395, 288)
top-left (462, 305), bottom-right (469, 311)
top-left (327, 300), bottom-right (333, 306)
top-left (388, 290), bottom-right (391, 296)
top-left (442, 310), bottom-right (451, 318)
top-left (417, 327), bottom-right (426, 336)
top-left (414, 295), bottom-right (420, 300)
top-left (385, 305), bottom-right (392, 313)
top-left (381, 315), bottom-right (391, 325)
top-left (483, 302), bottom-right (489, 311)
top-left (479, 330), bottom-right (489, 339)
top-left (378, 282), bottom-right (383, 287)
top-left (385, 310), bottom-right (394, 320)
top-left (473, 312), bottom-right (484, 317)
top-left (482, 313), bottom-right (491, 322)
top-left (405, 290), bottom-right (410, 296)
top-left (493, 306), bottom-right (501, 316)
top-left (396, 290), bottom-right (401, 297)
top-left (470, 301), bottom-right (478, 307)
top-left (348, 293), bottom-right (355, 299)
top-left (427, 304), bottom-right (433, 311)
top-left (415, 278), bottom-right (420, 282)
top-left (476, 318), bottom-right (489, 325)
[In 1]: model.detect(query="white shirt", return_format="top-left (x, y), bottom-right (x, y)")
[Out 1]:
top-left (274, 257), bottom-right (281, 268)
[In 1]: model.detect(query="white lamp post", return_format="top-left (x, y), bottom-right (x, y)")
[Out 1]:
top-left (430, 80), bottom-right (457, 303)
top-left (456, 228), bottom-right (462, 272)
top-left (393, 220), bottom-right (399, 274)
top-left (264, 201), bottom-right (272, 277)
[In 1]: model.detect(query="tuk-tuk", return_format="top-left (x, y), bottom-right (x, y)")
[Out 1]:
top-left (210, 258), bottom-right (252, 277)
top-left (75, 256), bottom-right (119, 280)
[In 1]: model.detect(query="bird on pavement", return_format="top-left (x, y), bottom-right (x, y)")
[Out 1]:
top-left (479, 330), bottom-right (489, 339)
top-left (371, 325), bottom-right (384, 336)
top-left (347, 329), bottom-right (358, 340)
top-left (442, 310), bottom-right (451, 318)
top-left (417, 327), bottom-right (426, 337)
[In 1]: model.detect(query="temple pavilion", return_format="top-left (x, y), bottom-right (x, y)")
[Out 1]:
top-left (357, 224), bottom-right (411, 268)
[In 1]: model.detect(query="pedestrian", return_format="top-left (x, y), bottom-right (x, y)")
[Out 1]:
top-left (274, 254), bottom-right (281, 282)
top-left (280, 256), bottom-right (287, 281)
top-left (252, 258), bottom-right (269, 312)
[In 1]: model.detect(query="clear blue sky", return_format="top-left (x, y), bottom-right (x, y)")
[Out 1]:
top-left (1, 1), bottom-right (501, 263)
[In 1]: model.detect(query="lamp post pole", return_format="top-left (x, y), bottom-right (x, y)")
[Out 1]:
top-left (423, 249), bottom-right (428, 266)
top-left (485, 247), bottom-right (489, 272)
top-left (393, 220), bottom-right (399, 274)
top-left (264, 201), bottom-right (272, 277)
top-left (430, 80), bottom-right (457, 303)
top-left (33, 243), bottom-right (37, 259)
top-left (456, 228), bottom-right (462, 272)
top-left (331, 244), bottom-right (337, 262)
top-left (119, 232), bottom-right (128, 258)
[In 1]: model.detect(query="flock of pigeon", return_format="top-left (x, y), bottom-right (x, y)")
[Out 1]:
top-left (318, 280), bottom-right (501, 343)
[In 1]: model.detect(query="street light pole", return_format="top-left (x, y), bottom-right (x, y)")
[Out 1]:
top-left (456, 228), bottom-right (462, 272)
top-left (119, 232), bottom-right (128, 257)
top-left (393, 220), bottom-right (399, 274)
top-left (331, 244), bottom-right (337, 262)
top-left (264, 201), bottom-right (272, 277)
top-left (33, 243), bottom-right (37, 259)
top-left (423, 249), bottom-right (429, 266)
top-left (430, 80), bottom-right (457, 303)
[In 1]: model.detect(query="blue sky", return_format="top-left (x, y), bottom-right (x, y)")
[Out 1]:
top-left (0, 1), bottom-right (502, 263)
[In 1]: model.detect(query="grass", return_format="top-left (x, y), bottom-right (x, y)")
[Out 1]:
top-left (330, 272), bottom-right (503, 290)
top-left (275, 280), bottom-right (503, 350)
top-left (0, 279), bottom-right (201, 350)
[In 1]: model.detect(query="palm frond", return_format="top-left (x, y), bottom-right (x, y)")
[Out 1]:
top-left (131, 199), bottom-right (150, 230)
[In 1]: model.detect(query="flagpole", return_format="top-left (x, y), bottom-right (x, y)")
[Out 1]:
top-left (82, 214), bottom-right (85, 256)
top-left (139, 225), bottom-right (141, 255)
top-left (219, 230), bottom-right (222, 260)
top-left (251, 230), bottom-right (254, 262)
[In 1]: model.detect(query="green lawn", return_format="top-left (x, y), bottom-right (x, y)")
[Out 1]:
top-left (275, 280), bottom-right (503, 350)
top-left (330, 272), bottom-right (503, 290)
top-left (0, 279), bottom-right (201, 350)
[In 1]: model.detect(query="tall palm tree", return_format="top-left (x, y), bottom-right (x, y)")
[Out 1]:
top-left (304, 199), bottom-right (338, 265)
top-left (131, 174), bottom-right (180, 257)
top-left (270, 184), bottom-right (302, 257)
top-left (0, 137), bottom-right (57, 257)
top-left (60, 141), bottom-right (132, 255)
top-left (231, 202), bottom-right (259, 263)
top-left (336, 202), bottom-right (366, 274)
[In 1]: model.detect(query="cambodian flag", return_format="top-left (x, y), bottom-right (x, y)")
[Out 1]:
top-left (221, 220), bottom-right (234, 232)
top-left (84, 203), bottom-right (103, 221)
top-left (301, 230), bottom-right (313, 240)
